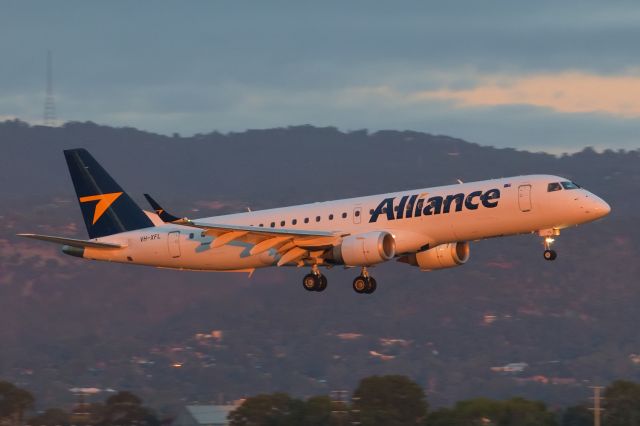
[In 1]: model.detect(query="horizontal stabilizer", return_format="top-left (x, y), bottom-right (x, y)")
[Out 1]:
top-left (17, 233), bottom-right (125, 249)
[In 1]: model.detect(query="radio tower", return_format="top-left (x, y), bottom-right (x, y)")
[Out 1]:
top-left (43, 50), bottom-right (57, 126)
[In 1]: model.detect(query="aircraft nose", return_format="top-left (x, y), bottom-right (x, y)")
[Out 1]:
top-left (584, 193), bottom-right (611, 218)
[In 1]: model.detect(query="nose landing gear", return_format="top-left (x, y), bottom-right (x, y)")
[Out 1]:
top-left (353, 267), bottom-right (377, 294)
top-left (543, 247), bottom-right (557, 261)
top-left (302, 265), bottom-right (327, 292)
top-left (539, 229), bottom-right (559, 261)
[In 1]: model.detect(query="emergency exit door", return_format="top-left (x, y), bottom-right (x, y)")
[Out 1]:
top-left (168, 231), bottom-right (181, 258)
top-left (518, 185), bottom-right (532, 212)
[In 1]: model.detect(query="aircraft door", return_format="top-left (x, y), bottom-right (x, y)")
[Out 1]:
top-left (518, 185), bottom-right (532, 212)
top-left (168, 231), bottom-right (181, 258)
top-left (353, 206), bottom-right (362, 224)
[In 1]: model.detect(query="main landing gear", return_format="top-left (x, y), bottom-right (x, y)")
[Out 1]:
top-left (301, 266), bottom-right (378, 294)
top-left (352, 267), bottom-right (377, 294)
top-left (539, 229), bottom-right (559, 261)
top-left (302, 265), bottom-right (327, 292)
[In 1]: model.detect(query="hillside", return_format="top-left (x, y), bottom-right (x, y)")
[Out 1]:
top-left (0, 120), bottom-right (638, 412)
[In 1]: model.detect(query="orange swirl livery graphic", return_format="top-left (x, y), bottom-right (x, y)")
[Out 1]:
top-left (79, 192), bottom-right (123, 224)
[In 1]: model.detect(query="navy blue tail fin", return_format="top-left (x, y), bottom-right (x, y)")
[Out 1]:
top-left (64, 149), bottom-right (154, 239)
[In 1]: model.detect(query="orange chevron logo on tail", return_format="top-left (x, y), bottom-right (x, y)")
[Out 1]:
top-left (79, 192), bottom-right (123, 224)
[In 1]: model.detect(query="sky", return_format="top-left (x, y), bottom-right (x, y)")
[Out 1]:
top-left (1, 1), bottom-right (640, 153)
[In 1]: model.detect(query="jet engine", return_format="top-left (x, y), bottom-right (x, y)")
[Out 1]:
top-left (401, 242), bottom-right (470, 270)
top-left (333, 231), bottom-right (396, 266)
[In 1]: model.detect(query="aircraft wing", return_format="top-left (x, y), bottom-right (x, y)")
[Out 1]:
top-left (179, 220), bottom-right (343, 266)
top-left (144, 194), bottom-right (344, 266)
top-left (17, 233), bottom-right (126, 249)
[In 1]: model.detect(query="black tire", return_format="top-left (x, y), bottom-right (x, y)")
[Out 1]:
top-left (365, 277), bottom-right (377, 294)
top-left (303, 274), bottom-right (319, 291)
top-left (353, 276), bottom-right (368, 294)
top-left (317, 275), bottom-right (328, 292)
top-left (543, 249), bottom-right (557, 261)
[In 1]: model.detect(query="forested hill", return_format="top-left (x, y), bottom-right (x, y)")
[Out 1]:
top-left (0, 120), bottom-right (638, 411)
top-left (0, 120), bottom-right (637, 211)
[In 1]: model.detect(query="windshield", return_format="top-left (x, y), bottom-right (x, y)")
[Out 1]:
top-left (561, 181), bottom-right (580, 190)
top-left (547, 182), bottom-right (562, 192)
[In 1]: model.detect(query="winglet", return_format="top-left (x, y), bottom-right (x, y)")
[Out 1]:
top-left (143, 194), bottom-right (182, 223)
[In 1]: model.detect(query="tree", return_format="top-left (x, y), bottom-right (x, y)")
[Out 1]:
top-left (500, 397), bottom-right (557, 426)
top-left (0, 381), bottom-right (35, 426)
top-left (352, 375), bottom-right (428, 426)
top-left (561, 405), bottom-right (591, 426)
top-left (427, 398), bottom-right (503, 426)
top-left (228, 393), bottom-right (305, 426)
top-left (301, 396), bottom-right (331, 426)
top-left (27, 408), bottom-right (70, 426)
top-left (98, 391), bottom-right (159, 426)
top-left (603, 380), bottom-right (640, 426)
top-left (426, 397), bottom-right (557, 426)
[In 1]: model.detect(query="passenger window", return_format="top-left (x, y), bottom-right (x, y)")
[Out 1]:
top-left (292, 219), bottom-right (297, 225)
top-left (280, 220), bottom-right (285, 227)
top-left (316, 216), bottom-right (321, 222)
top-left (342, 212), bottom-right (347, 219)
top-left (329, 214), bottom-right (334, 220)
top-left (270, 222), bottom-right (275, 227)
top-left (259, 224), bottom-right (264, 227)
top-left (369, 209), bottom-right (374, 214)
top-left (547, 182), bottom-right (562, 192)
top-left (304, 218), bottom-right (309, 224)
top-left (189, 233), bottom-right (194, 239)
top-left (355, 210), bottom-right (361, 217)
top-left (561, 181), bottom-right (580, 190)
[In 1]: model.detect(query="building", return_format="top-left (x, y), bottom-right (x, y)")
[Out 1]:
top-left (172, 405), bottom-right (236, 426)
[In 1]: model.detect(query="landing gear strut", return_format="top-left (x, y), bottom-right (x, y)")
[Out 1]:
top-left (539, 229), bottom-right (559, 261)
top-left (302, 265), bottom-right (327, 292)
top-left (353, 267), bottom-right (377, 294)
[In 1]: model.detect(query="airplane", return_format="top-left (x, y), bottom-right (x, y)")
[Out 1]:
top-left (19, 149), bottom-right (611, 294)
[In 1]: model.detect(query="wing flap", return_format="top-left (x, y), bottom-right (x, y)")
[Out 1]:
top-left (211, 230), bottom-right (249, 248)
top-left (250, 236), bottom-right (292, 255)
top-left (277, 247), bottom-right (309, 266)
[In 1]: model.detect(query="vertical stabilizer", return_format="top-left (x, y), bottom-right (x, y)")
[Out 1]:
top-left (64, 149), bottom-right (153, 239)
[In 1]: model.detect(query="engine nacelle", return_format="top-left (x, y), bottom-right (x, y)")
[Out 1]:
top-left (403, 242), bottom-right (470, 270)
top-left (333, 231), bottom-right (396, 266)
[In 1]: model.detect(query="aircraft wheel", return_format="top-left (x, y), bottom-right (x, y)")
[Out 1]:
top-left (303, 274), bottom-right (320, 291)
top-left (317, 275), bottom-right (328, 292)
top-left (353, 276), bottom-right (368, 294)
top-left (365, 277), bottom-right (377, 294)
top-left (543, 249), bottom-right (557, 261)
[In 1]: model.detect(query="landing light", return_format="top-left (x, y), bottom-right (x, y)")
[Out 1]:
top-left (545, 237), bottom-right (555, 245)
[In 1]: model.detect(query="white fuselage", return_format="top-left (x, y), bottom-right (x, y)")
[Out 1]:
top-left (81, 175), bottom-right (610, 271)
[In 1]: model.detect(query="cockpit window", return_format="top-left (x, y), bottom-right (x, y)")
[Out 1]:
top-left (547, 182), bottom-right (562, 192)
top-left (561, 181), bottom-right (580, 190)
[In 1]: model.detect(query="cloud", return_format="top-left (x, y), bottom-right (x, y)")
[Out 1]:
top-left (2, 2), bottom-right (640, 152)
top-left (415, 71), bottom-right (640, 118)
